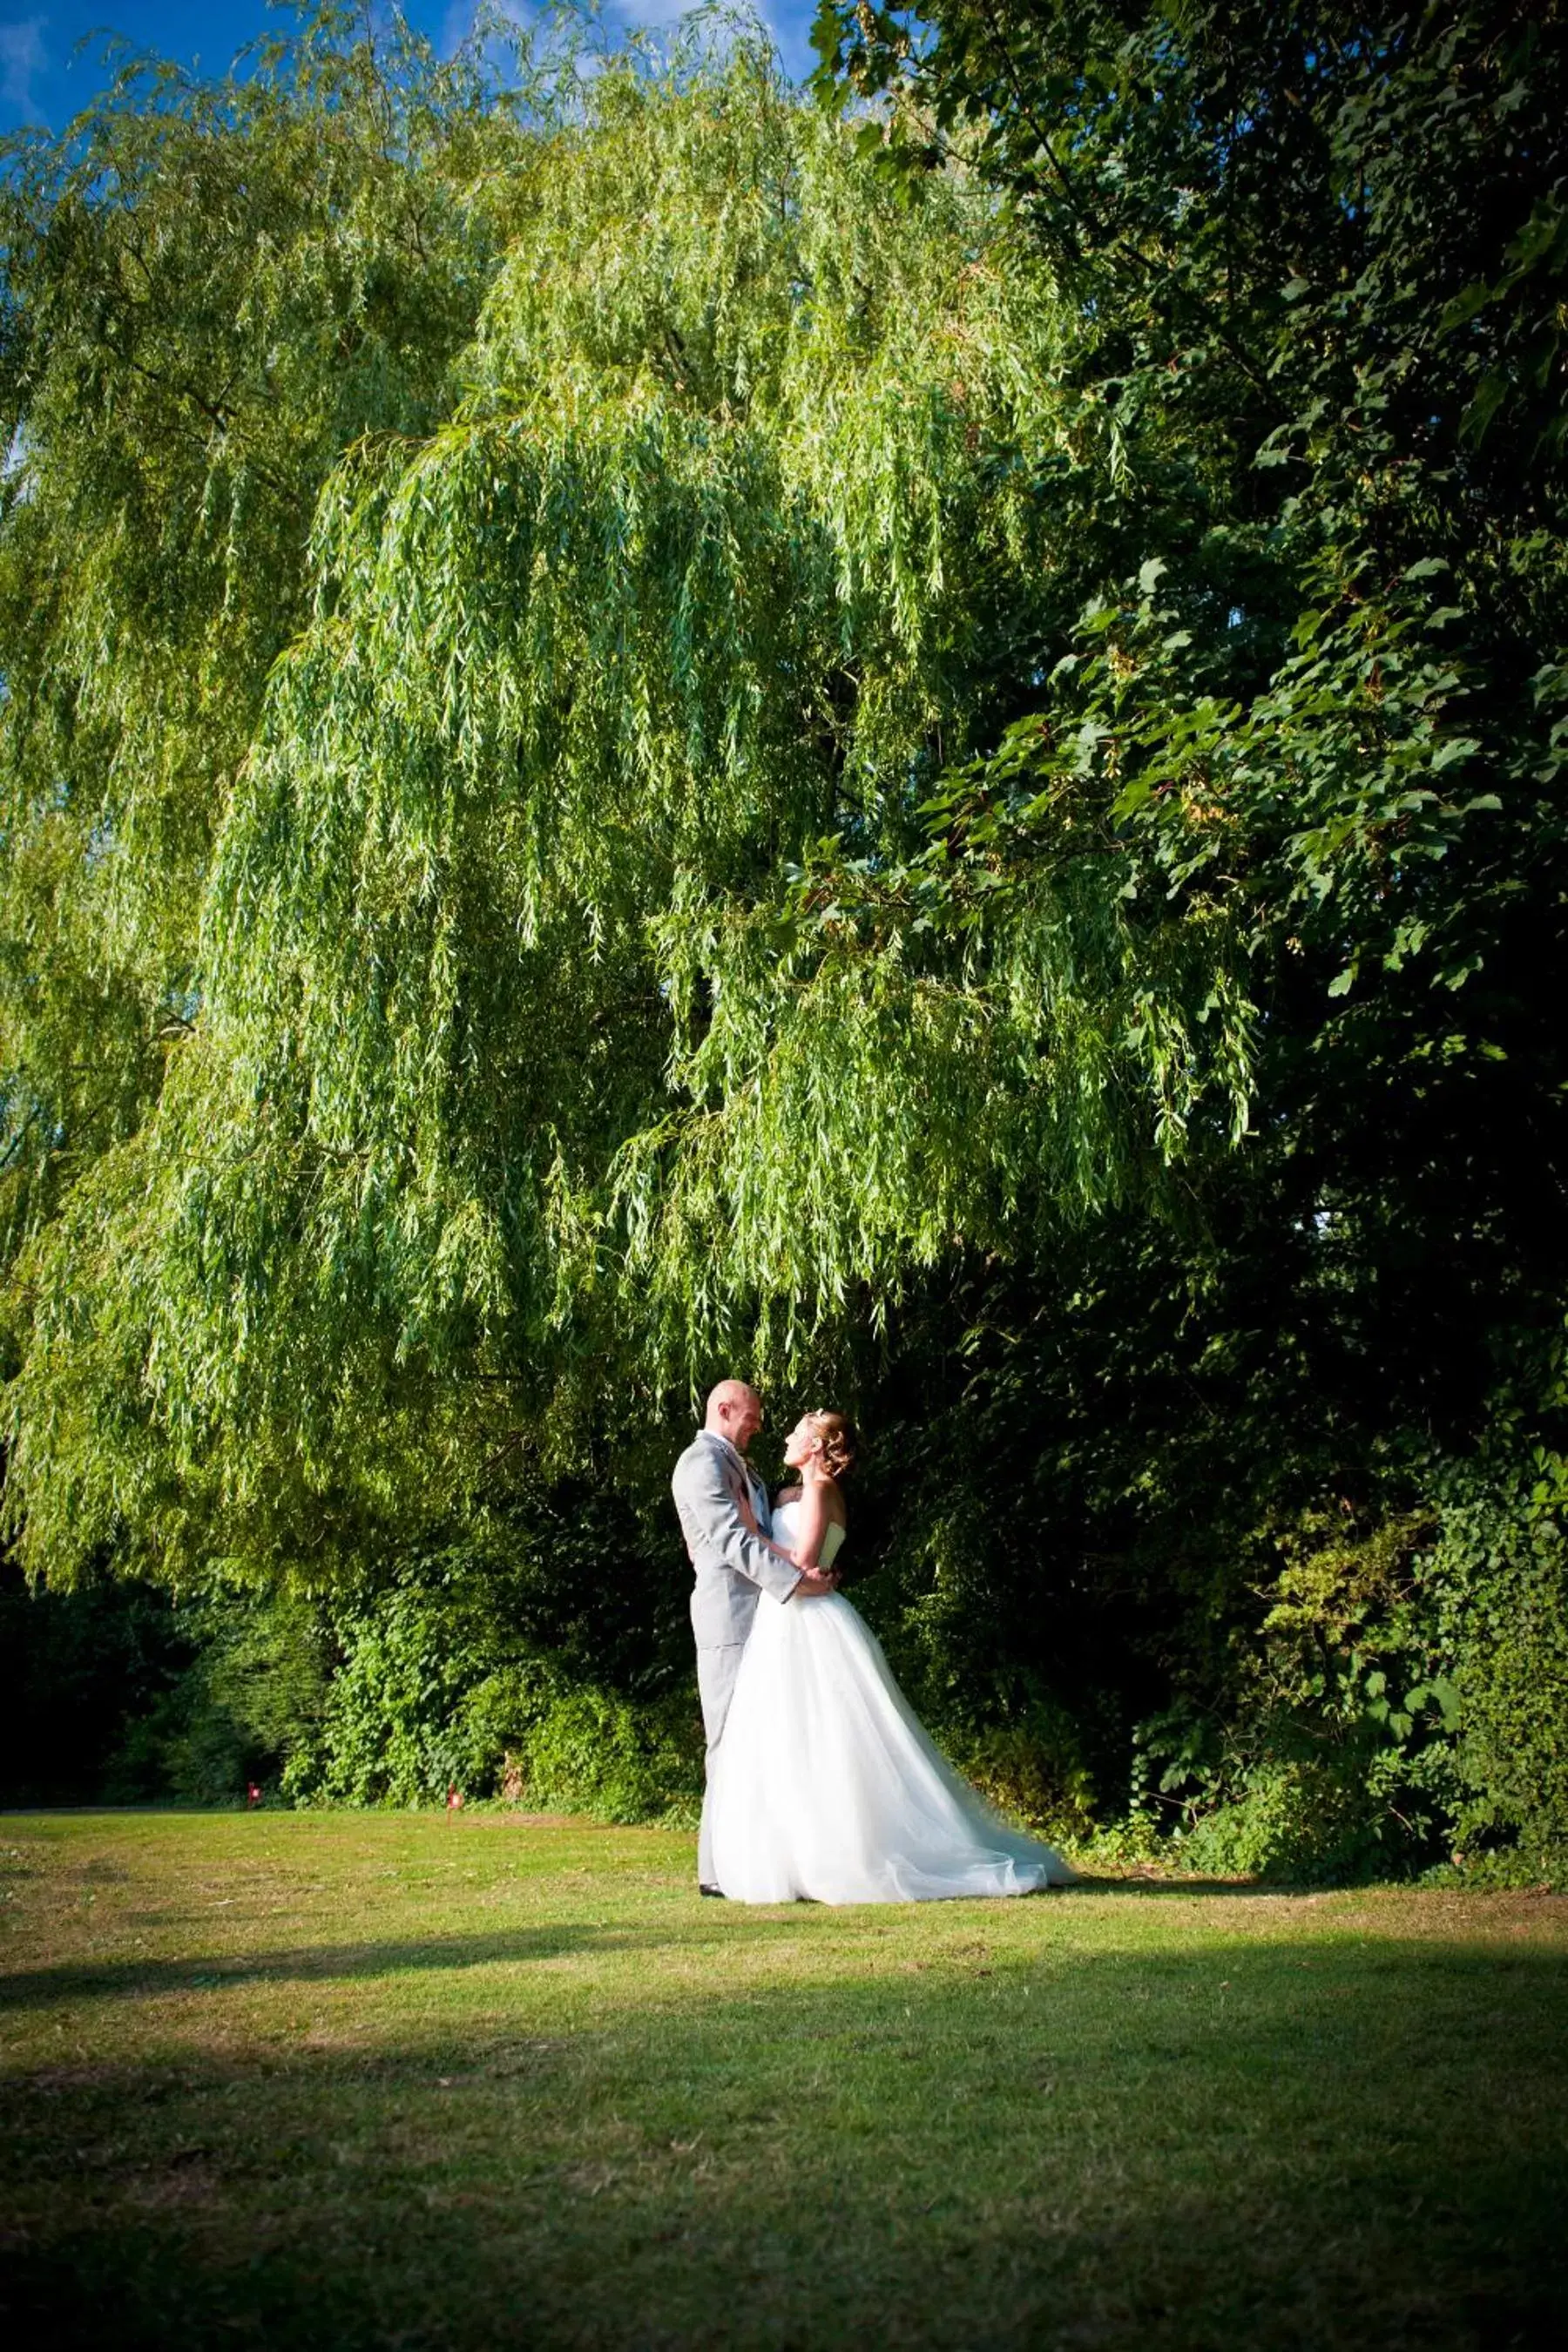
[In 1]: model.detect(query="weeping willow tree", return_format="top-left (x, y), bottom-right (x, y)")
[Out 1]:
top-left (0, 7), bottom-right (523, 1231)
top-left (0, 5), bottom-right (534, 1571)
top-left (2, 11), bottom-right (1253, 1590)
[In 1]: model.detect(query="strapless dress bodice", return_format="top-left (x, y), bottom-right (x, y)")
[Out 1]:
top-left (770, 1498), bottom-right (845, 1571)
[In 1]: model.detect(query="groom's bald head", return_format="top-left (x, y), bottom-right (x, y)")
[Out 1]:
top-left (706, 1379), bottom-right (763, 1452)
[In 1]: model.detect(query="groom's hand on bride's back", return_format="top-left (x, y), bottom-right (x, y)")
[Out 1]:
top-left (791, 1568), bottom-right (840, 1598)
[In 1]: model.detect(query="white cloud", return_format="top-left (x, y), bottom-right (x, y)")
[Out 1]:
top-left (0, 16), bottom-right (47, 118)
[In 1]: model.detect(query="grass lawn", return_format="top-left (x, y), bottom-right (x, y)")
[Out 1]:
top-left (1, 1813), bottom-right (1565, 2349)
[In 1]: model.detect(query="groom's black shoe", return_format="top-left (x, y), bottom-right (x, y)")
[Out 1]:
top-left (699, 1883), bottom-right (727, 1898)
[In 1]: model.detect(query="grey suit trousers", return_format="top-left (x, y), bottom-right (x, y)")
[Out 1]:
top-left (696, 1643), bottom-right (747, 1887)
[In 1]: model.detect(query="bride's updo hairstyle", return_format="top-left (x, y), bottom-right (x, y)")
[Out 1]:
top-left (806, 1410), bottom-right (856, 1480)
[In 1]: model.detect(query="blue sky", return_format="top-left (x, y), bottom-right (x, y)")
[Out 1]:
top-left (0, 2), bottom-right (823, 135)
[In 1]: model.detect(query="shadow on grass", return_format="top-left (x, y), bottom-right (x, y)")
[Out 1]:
top-left (2, 1939), bottom-right (1566, 2349)
top-left (0, 1882), bottom-right (1299, 2013)
top-left (0, 1879), bottom-right (1403, 2014)
top-left (0, 1924), bottom-right (625, 2010)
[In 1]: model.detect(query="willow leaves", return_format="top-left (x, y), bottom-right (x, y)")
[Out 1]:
top-left (3, 28), bottom-right (1253, 1580)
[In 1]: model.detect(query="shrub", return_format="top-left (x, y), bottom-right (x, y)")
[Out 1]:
top-left (959, 1706), bottom-right (1097, 1845)
top-left (460, 1669), bottom-right (702, 1823)
top-left (277, 1566), bottom-right (703, 1821)
top-left (1132, 1511), bottom-right (1463, 1882)
top-left (1425, 1452), bottom-right (1568, 1882)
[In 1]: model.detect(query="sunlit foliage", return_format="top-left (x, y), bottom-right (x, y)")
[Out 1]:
top-left (3, 7), bottom-right (1251, 1589)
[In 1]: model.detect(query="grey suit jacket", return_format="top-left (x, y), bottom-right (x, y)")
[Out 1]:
top-left (672, 1430), bottom-right (801, 1648)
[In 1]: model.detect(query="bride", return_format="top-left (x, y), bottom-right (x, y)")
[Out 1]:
top-left (708, 1409), bottom-right (1078, 1904)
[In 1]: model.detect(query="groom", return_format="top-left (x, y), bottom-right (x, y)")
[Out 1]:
top-left (671, 1379), bottom-right (839, 1894)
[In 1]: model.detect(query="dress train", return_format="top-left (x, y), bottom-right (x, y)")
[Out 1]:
top-left (709, 1509), bottom-right (1077, 1904)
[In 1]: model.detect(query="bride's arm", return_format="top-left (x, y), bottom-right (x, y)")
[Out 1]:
top-left (787, 1481), bottom-right (831, 1570)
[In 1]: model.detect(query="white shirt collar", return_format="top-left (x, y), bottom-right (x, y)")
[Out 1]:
top-left (705, 1429), bottom-right (759, 1484)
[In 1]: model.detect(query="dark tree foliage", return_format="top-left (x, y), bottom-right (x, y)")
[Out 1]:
top-left (801, 0), bottom-right (1568, 1872)
top-left (0, 1554), bottom-right (198, 1803)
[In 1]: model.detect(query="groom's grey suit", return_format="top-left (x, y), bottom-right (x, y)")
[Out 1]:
top-left (671, 1429), bottom-right (801, 1886)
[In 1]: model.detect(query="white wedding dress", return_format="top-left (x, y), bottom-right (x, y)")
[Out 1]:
top-left (709, 1501), bottom-right (1078, 1903)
